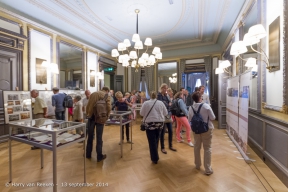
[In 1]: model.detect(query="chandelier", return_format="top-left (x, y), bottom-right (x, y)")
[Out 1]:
top-left (111, 9), bottom-right (162, 72)
top-left (169, 73), bottom-right (177, 83)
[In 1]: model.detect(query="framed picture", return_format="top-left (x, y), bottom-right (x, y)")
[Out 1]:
top-left (269, 16), bottom-right (280, 72)
top-left (36, 58), bottom-right (47, 84)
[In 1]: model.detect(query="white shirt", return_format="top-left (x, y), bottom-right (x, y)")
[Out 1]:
top-left (82, 97), bottom-right (89, 114)
top-left (140, 99), bottom-right (168, 123)
top-left (202, 94), bottom-right (210, 105)
top-left (188, 103), bottom-right (216, 129)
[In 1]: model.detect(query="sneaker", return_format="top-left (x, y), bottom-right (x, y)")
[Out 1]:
top-left (97, 154), bottom-right (107, 162)
top-left (177, 140), bottom-right (184, 143)
top-left (188, 142), bottom-right (194, 147)
top-left (205, 169), bottom-right (213, 175)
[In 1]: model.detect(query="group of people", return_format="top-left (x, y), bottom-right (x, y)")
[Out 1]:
top-left (30, 84), bottom-right (215, 175)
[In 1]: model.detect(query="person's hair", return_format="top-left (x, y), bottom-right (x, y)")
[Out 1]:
top-left (199, 85), bottom-right (205, 89)
top-left (75, 95), bottom-right (82, 101)
top-left (52, 87), bottom-right (59, 92)
top-left (158, 83), bottom-right (168, 92)
top-left (150, 91), bottom-right (157, 99)
top-left (167, 88), bottom-right (173, 94)
top-left (174, 91), bottom-right (182, 99)
top-left (102, 86), bottom-right (110, 92)
top-left (115, 91), bottom-right (123, 99)
top-left (31, 89), bottom-right (39, 94)
top-left (194, 87), bottom-right (199, 92)
top-left (140, 91), bottom-right (146, 98)
top-left (125, 92), bottom-right (130, 96)
top-left (192, 92), bottom-right (202, 102)
top-left (180, 87), bottom-right (185, 91)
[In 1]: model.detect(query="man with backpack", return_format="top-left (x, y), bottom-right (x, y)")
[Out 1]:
top-left (188, 92), bottom-right (215, 175)
top-left (85, 87), bottom-right (111, 162)
top-left (52, 87), bottom-right (66, 120)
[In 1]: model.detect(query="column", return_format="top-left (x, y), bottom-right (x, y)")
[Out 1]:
top-left (21, 22), bottom-right (28, 91)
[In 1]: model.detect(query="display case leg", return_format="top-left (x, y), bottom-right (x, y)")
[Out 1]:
top-left (131, 122), bottom-right (133, 150)
top-left (41, 149), bottom-right (44, 169)
top-left (52, 134), bottom-right (57, 192)
top-left (83, 138), bottom-right (86, 183)
top-left (9, 139), bottom-right (12, 183)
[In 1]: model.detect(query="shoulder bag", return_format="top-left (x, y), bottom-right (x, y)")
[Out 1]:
top-left (140, 100), bottom-right (157, 131)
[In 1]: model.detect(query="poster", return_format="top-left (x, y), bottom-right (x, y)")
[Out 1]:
top-left (3, 91), bottom-right (33, 123)
top-left (238, 72), bottom-right (250, 154)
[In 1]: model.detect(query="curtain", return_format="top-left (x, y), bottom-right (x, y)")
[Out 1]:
top-left (187, 73), bottom-right (206, 92)
top-left (179, 59), bottom-right (185, 89)
top-left (204, 56), bottom-right (212, 95)
top-left (131, 68), bottom-right (141, 91)
top-left (144, 66), bottom-right (154, 92)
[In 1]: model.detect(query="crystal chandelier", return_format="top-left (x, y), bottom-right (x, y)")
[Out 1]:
top-left (111, 9), bottom-right (162, 72)
top-left (169, 73), bottom-right (177, 83)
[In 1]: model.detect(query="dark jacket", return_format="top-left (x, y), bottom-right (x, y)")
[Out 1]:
top-left (157, 92), bottom-right (170, 112)
top-left (186, 93), bottom-right (193, 107)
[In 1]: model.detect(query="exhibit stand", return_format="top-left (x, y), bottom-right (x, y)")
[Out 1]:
top-left (8, 119), bottom-right (86, 192)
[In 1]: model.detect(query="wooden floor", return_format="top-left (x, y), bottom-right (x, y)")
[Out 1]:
top-left (0, 120), bottom-right (287, 192)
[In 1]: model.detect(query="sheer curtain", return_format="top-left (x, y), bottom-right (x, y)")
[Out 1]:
top-left (187, 73), bottom-right (206, 92)
top-left (131, 69), bottom-right (141, 91)
top-left (144, 66), bottom-right (154, 93)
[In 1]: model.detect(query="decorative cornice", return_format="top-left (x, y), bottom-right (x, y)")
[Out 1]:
top-left (0, 27), bottom-right (27, 39)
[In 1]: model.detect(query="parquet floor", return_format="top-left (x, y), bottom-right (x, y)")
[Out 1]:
top-left (0, 120), bottom-right (287, 192)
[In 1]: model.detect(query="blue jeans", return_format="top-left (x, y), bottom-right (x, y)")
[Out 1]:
top-left (86, 116), bottom-right (104, 160)
top-left (55, 111), bottom-right (65, 120)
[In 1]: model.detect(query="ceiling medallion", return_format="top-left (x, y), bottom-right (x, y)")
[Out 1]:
top-left (111, 9), bottom-right (162, 72)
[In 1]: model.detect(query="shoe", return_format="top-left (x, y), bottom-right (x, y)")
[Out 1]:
top-left (152, 161), bottom-right (158, 164)
top-left (127, 140), bottom-right (134, 144)
top-left (97, 154), bottom-right (107, 162)
top-left (177, 140), bottom-right (184, 143)
top-left (205, 169), bottom-right (213, 175)
top-left (169, 147), bottom-right (177, 151)
top-left (188, 142), bottom-right (194, 147)
top-left (195, 166), bottom-right (200, 170)
top-left (161, 149), bottom-right (167, 154)
top-left (31, 146), bottom-right (40, 150)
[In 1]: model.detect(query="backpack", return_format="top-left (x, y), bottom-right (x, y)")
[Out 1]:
top-left (63, 94), bottom-right (73, 108)
top-left (190, 103), bottom-right (209, 134)
top-left (93, 94), bottom-right (109, 124)
top-left (170, 99), bottom-right (185, 116)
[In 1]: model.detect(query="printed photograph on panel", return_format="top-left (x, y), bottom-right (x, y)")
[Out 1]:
top-left (20, 94), bottom-right (30, 100)
top-left (20, 112), bottom-right (30, 120)
top-left (7, 108), bottom-right (13, 114)
top-left (9, 114), bottom-right (19, 121)
top-left (7, 101), bottom-right (14, 106)
top-left (36, 58), bottom-right (47, 84)
top-left (13, 106), bottom-right (22, 112)
top-left (15, 100), bottom-right (21, 105)
top-left (23, 106), bottom-right (30, 111)
top-left (8, 94), bottom-right (19, 100)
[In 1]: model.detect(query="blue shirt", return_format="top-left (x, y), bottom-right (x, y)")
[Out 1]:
top-left (115, 100), bottom-right (128, 111)
top-left (52, 93), bottom-right (66, 112)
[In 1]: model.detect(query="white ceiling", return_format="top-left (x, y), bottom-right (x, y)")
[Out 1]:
top-left (0, 0), bottom-right (254, 59)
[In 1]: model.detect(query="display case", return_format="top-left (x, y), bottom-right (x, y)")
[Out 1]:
top-left (9, 119), bottom-right (86, 192)
top-left (106, 111), bottom-right (133, 157)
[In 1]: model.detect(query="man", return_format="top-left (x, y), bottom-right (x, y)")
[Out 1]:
top-left (31, 89), bottom-right (47, 119)
top-left (86, 86), bottom-right (111, 162)
top-left (199, 85), bottom-right (210, 105)
top-left (82, 90), bottom-right (91, 120)
top-left (185, 89), bottom-right (193, 107)
top-left (30, 89), bottom-right (47, 150)
top-left (52, 87), bottom-right (66, 120)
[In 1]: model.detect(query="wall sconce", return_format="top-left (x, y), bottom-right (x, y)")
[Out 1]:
top-left (169, 73), bottom-right (177, 83)
top-left (231, 24), bottom-right (273, 72)
top-left (215, 60), bottom-right (232, 75)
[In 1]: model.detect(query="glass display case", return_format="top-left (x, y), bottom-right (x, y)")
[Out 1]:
top-left (9, 119), bottom-right (86, 192)
top-left (106, 111), bottom-right (133, 157)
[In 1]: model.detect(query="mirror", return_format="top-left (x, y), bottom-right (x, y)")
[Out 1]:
top-left (59, 42), bottom-right (83, 89)
top-left (157, 62), bottom-right (177, 91)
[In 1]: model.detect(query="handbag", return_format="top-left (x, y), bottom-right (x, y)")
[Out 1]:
top-left (140, 100), bottom-right (157, 131)
top-left (164, 114), bottom-right (172, 123)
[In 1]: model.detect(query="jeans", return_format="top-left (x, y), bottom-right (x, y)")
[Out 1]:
top-left (122, 124), bottom-right (130, 141)
top-left (55, 111), bottom-right (65, 120)
top-left (146, 128), bottom-right (161, 162)
top-left (86, 117), bottom-right (105, 160)
top-left (160, 122), bottom-right (173, 149)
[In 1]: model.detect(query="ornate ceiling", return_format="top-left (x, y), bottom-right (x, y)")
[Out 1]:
top-left (0, 0), bottom-right (255, 59)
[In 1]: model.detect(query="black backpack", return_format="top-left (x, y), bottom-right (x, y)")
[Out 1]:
top-left (190, 103), bottom-right (209, 134)
top-left (63, 94), bottom-right (73, 108)
top-left (170, 99), bottom-right (185, 116)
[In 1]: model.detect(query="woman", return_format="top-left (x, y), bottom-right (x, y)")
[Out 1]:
top-left (140, 91), bottom-right (168, 164)
top-left (140, 91), bottom-right (147, 103)
top-left (188, 92), bottom-right (215, 175)
top-left (73, 95), bottom-right (83, 122)
top-left (157, 84), bottom-right (177, 154)
top-left (167, 88), bottom-right (176, 125)
top-left (174, 91), bottom-right (194, 147)
top-left (115, 91), bottom-right (133, 143)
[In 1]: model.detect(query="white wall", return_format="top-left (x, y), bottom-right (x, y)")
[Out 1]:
top-left (266, 0), bottom-right (283, 107)
top-left (30, 30), bottom-right (52, 90)
top-left (87, 51), bottom-right (98, 92)
top-left (0, 19), bottom-right (20, 33)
